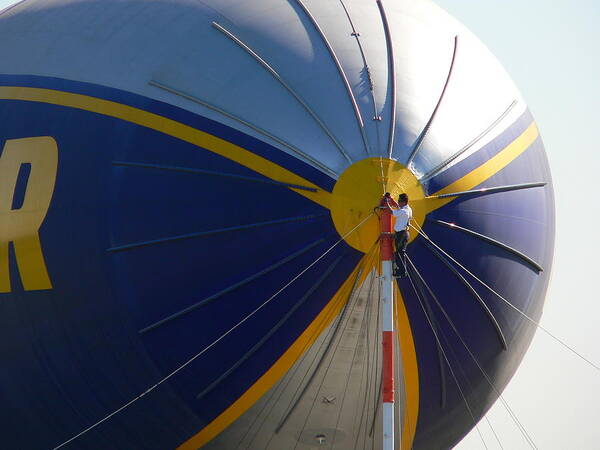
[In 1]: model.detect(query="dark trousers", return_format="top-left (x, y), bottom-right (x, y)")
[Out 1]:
top-left (394, 229), bottom-right (409, 274)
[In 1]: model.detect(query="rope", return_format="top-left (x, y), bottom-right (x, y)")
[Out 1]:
top-left (53, 213), bottom-right (374, 450)
top-left (237, 252), bottom-right (368, 449)
top-left (244, 271), bottom-right (352, 450)
top-left (290, 242), bottom-right (379, 450)
top-left (331, 259), bottom-right (374, 446)
top-left (378, 156), bottom-right (386, 195)
top-left (244, 264), bottom-right (358, 450)
top-left (271, 241), bottom-right (378, 437)
top-left (409, 222), bottom-right (600, 372)
top-left (485, 415), bottom-right (505, 450)
top-left (406, 254), bottom-right (535, 449)
top-left (353, 274), bottom-right (377, 450)
top-left (291, 255), bottom-right (370, 450)
top-left (405, 266), bottom-right (489, 450)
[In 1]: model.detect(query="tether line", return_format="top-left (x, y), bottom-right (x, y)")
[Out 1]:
top-left (405, 266), bottom-right (489, 450)
top-left (407, 255), bottom-right (536, 449)
top-left (52, 214), bottom-right (374, 450)
top-left (410, 222), bottom-right (600, 372)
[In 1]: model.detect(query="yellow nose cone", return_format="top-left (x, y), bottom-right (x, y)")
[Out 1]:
top-left (330, 158), bottom-right (426, 254)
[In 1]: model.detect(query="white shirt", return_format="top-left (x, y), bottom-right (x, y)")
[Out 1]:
top-left (392, 205), bottom-right (412, 231)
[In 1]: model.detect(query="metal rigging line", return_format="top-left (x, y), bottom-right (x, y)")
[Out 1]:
top-left (406, 255), bottom-right (536, 449)
top-left (404, 265), bottom-right (489, 450)
top-left (52, 213), bottom-right (375, 450)
top-left (409, 222), bottom-right (600, 372)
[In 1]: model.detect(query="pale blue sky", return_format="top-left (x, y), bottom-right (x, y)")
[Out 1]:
top-left (433, 1), bottom-right (600, 449)
top-left (1, 0), bottom-right (598, 448)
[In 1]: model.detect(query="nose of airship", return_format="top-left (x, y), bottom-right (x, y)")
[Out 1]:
top-left (330, 158), bottom-right (426, 253)
top-left (0, 1), bottom-right (554, 449)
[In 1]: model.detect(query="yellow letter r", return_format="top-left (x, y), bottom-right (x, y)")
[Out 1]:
top-left (0, 137), bottom-right (58, 292)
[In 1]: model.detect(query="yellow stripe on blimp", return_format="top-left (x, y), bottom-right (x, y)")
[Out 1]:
top-left (425, 122), bottom-right (540, 213)
top-left (0, 86), bottom-right (332, 210)
top-left (394, 283), bottom-right (419, 450)
top-left (0, 85), bottom-right (382, 449)
top-left (0, 85), bottom-right (538, 449)
top-left (178, 246), bottom-right (378, 449)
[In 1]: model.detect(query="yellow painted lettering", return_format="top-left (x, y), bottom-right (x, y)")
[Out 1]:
top-left (0, 137), bottom-right (58, 292)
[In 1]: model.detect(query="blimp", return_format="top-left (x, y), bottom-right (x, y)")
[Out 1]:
top-left (0, 0), bottom-right (554, 448)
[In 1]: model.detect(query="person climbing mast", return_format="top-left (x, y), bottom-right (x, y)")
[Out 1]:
top-left (388, 193), bottom-right (412, 277)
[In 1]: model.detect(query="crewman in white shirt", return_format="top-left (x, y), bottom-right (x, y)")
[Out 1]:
top-left (391, 193), bottom-right (412, 277)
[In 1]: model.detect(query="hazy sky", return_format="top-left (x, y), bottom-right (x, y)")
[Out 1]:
top-left (432, 1), bottom-right (600, 449)
top-left (1, 0), bottom-right (598, 449)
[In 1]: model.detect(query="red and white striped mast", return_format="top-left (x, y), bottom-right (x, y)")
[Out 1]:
top-left (379, 193), bottom-right (396, 450)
